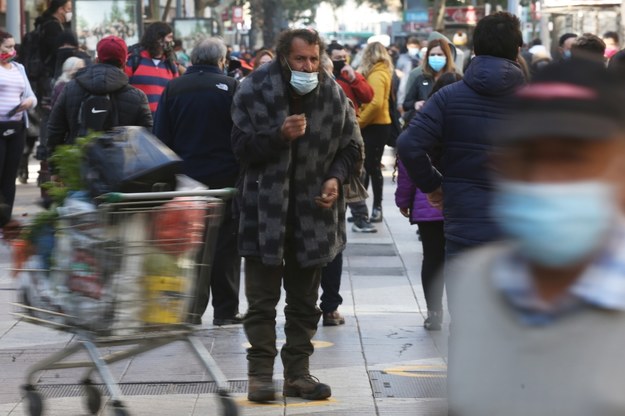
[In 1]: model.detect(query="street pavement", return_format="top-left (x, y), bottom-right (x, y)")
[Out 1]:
top-left (0, 150), bottom-right (449, 416)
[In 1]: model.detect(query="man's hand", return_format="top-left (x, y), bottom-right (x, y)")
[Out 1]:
top-left (414, 100), bottom-right (425, 111)
top-left (315, 178), bottom-right (339, 209)
top-left (341, 65), bottom-right (356, 83)
top-left (426, 187), bottom-right (443, 210)
top-left (281, 114), bottom-right (307, 142)
top-left (399, 207), bottom-right (410, 218)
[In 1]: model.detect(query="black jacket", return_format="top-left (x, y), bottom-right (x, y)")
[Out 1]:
top-left (153, 65), bottom-right (239, 186)
top-left (47, 63), bottom-right (152, 153)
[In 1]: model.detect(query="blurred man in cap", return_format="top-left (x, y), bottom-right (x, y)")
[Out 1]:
top-left (448, 58), bottom-right (625, 416)
top-left (47, 35), bottom-right (152, 153)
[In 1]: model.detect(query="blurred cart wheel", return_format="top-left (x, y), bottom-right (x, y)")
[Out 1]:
top-left (22, 386), bottom-right (43, 416)
top-left (82, 380), bottom-right (102, 414)
top-left (113, 404), bottom-right (129, 416)
top-left (220, 396), bottom-right (238, 416)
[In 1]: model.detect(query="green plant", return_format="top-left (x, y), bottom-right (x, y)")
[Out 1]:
top-left (23, 135), bottom-right (96, 243)
top-left (43, 135), bottom-right (95, 206)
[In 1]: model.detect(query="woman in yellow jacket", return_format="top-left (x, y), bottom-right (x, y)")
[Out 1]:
top-left (358, 42), bottom-right (393, 222)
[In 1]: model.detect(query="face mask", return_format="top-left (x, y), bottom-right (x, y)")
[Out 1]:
top-left (563, 49), bottom-right (572, 59)
top-left (64, 12), bottom-right (72, 23)
top-left (407, 47), bottom-right (419, 58)
top-left (492, 180), bottom-right (618, 268)
top-left (332, 59), bottom-right (345, 74)
top-left (285, 59), bottom-right (319, 95)
top-left (0, 50), bottom-right (16, 63)
top-left (428, 55), bottom-right (447, 72)
top-left (162, 40), bottom-right (174, 53)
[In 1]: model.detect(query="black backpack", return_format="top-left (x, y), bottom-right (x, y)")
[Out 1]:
top-left (18, 26), bottom-right (46, 85)
top-left (77, 92), bottom-right (118, 137)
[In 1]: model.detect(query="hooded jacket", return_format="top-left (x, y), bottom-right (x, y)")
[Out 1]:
top-left (397, 55), bottom-right (525, 247)
top-left (47, 63), bottom-right (152, 153)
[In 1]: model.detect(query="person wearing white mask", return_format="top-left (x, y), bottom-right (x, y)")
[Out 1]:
top-left (402, 38), bottom-right (456, 123)
top-left (448, 58), bottom-right (625, 416)
top-left (231, 28), bottom-right (362, 403)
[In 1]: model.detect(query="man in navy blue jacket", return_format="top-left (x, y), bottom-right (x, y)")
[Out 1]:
top-left (153, 37), bottom-right (241, 326)
top-left (397, 12), bottom-right (525, 261)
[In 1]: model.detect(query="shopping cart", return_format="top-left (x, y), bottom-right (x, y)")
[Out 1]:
top-left (11, 190), bottom-right (238, 416)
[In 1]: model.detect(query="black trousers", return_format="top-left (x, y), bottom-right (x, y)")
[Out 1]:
top-left (244, 248), bottom-right (322, 379)
top-left (192, 201), bottom-right (241, 320)
top-left (416, 221), bottom-right (445, 312)
top-left (320, 252), bottom-right (343, 313)
top-left (0, 121), bottom-right (25, 215)
top-left (362, 124), bottom-right (390, 208)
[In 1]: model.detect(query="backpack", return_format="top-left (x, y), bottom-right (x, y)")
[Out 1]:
top-left (18, 26), bottom-right (46, 85)
top-left (127, 43), bottom-right (178, 76)
top-left (77, 92), bottom-right (118, 137)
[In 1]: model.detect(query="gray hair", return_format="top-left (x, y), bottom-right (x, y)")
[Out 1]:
top-left (191, 37), bottom-right (227, 66)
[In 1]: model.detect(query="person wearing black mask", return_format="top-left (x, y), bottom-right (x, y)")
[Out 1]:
top-left (327, 42), bottom-right (376, 233)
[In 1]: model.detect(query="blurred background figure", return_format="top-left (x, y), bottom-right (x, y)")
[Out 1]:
top-left (50, 56), bottom-right (85, 107)
top-left (0, 31), bottom-right (37, 223)
top-left (571, 33), bottom-right (606, 63)
top-left (253, 49), bottom-right (274, 70)
top-left (126, 22), bottom-right (179, 116)
top-left (395, 72), bottom-right (462, 331)
top-left (327, 41), bottom-right (375, 233)
top-left (449, 58), bottom-right (625, 416)
top-left (153, 37), bottom-right (242, 327)
top-left (53, 32), bottom-right (91, 81)
top-left (558, 33), bottom-right (578, 60)
top-left (173, 39), bottom-right (190, 68)
top-left (402, 38), bottom-right (456, 125)
top-left (603, 30), bottom-right (620, 59)
top-left (357, 41), bottom-right (393, 224)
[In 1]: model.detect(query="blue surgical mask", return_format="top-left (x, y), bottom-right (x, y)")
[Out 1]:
top-left (284, 59), bottom-right (319, 95)
top-left (563, 49), bottom-right (572, 59)
top-left (428, 55), bottom-right (447, 72)
top-left (492, 180), bottom-right (617, 268)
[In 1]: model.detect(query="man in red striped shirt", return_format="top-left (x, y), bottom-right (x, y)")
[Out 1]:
top-left (125, 22), bottom-right (179, 115)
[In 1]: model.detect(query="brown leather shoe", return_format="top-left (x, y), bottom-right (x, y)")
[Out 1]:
top-left (322, 310), bottom-right (345, 326)
top-left (248, 375), bottom-right (275, 403)
top-left (283, 374), bottom-right (331, 400)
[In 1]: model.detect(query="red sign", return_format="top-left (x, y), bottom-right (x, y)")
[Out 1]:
top-left (232, 6), bottom-right (244, 24)
top-left (429, 6), bottom-right (485, 25)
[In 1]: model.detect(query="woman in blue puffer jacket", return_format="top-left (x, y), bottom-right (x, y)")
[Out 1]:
top-left (394, 72), bottom-right (462, 330)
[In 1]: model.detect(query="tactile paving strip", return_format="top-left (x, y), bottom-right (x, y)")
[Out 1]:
top-left (368, 370), bottom-right (447, 398)
top-left (35, 380), bottom-right (273, 398)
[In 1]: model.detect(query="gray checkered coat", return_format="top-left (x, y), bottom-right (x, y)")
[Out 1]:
top-left (231, 60), bottom-right (362, 267)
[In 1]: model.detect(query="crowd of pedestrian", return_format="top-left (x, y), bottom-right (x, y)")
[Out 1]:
top-left (4, 3), bottom-right (625, 411)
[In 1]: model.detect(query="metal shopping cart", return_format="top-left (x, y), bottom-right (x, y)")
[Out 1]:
top-left (11, 190), bottom-right (238, 416)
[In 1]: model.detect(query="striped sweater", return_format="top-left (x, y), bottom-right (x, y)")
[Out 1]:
top-left (125, 50), bottom-right (178, 114)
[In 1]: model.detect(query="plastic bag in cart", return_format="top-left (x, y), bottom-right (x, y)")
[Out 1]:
top-left (82, 126), bottom-right (183, 198)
